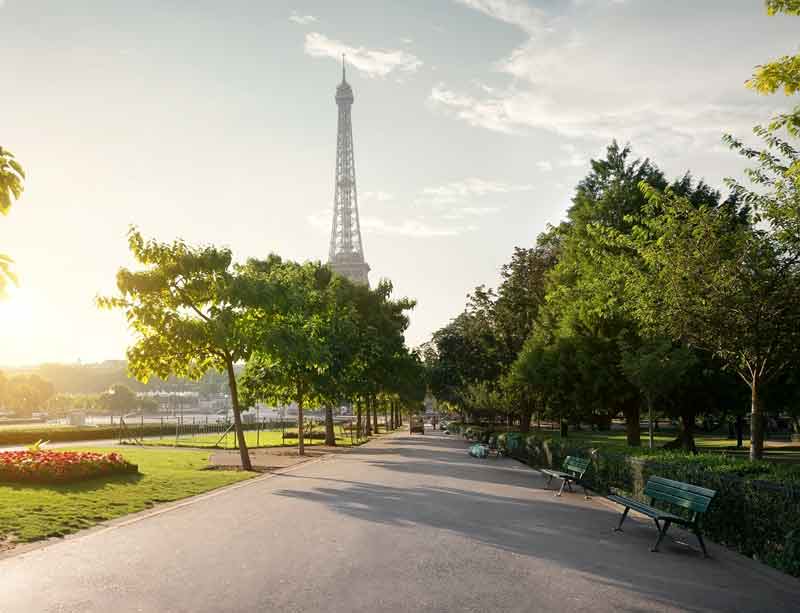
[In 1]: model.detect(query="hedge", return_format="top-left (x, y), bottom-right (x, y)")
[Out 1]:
top-left (519, 433), bottom-right (800, 577)
top-left (0, 421), bottom-right (272, 447)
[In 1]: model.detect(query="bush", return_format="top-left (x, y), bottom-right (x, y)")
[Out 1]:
top-left (521, 434), bottom-right (800, 577)
top-left (0, 450), bottom-right (138, 484)
top-left (0, 421), bottom-right (273, 447)
top-left (445, 422), bottom-right (464, 435)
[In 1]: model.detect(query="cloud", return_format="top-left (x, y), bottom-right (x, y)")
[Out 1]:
top-left (433, 1), bottom-right (790, 154)
top-left (536, 161), bottom-right (553, 172)
top-left (289, 13), bottom-right (318, 25)
top-left (362, 191), bottom-right (394, 202)
top-left (452, 0), bottom-right (545, 35)
top-left (361, 217), bottom-right (472, 237)
top-left (418, 177), bottom-right (533, 205)
top-left (304, 33), bottom-right (422, 78)
top-left (442, 206), bottom-right (502, 220)
top-left (307, 209), bottom-right (473, 239)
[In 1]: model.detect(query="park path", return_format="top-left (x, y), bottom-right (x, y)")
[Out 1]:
top-left (0, 431), bottom-right (798, 612)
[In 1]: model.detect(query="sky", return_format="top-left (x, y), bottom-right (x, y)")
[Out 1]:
top-left (0, 0), bottom-right (797, 366)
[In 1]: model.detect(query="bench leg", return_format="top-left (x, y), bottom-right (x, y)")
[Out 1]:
top-left (614, 507), bottom-right (629, 532)
top-left (556, 478), bottom-right (568, 497)
top-left (565, 480), bottom-right (574, 493)
top-left (694, 528), bottom-right (709, 558)
top-left (651, 519), bottom-right (672, 552)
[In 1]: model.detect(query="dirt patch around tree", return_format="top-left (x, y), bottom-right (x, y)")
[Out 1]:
top-left (209, 445), bottom-right (355, 472)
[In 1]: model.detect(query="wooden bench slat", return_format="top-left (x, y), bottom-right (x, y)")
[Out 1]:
top-left (648, 476), bottom-right (716, 498)
top-left (607, 495), bottom-right (684, 522)
top-left (645, 482), bottom-right (714, 513)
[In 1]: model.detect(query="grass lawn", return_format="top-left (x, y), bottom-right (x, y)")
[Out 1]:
top-left (0, 446), bottom-right (255, 543)
top-left (139, 428), bottom-right (370, 449)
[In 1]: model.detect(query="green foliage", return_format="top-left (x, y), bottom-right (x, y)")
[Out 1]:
top-left (97, 384), bottom-right (139, 416)
top-left (619, 174), bottom-right (800, 458)
top-left (0, 146), bottom-right (24, 217)
top-left (97, 228), bottom-right (293, 469)
top-left (0, 374), bottom-right (55, 417)
top-left (522, 434), bottom-right (800, 575)
top-left (747, 2), bottom-right (800, 135)
top-left (766, 0), bottom-right (800, 15)
top-left (0, 146), bottom-right (25, 297)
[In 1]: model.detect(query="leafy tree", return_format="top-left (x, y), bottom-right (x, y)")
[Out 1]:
top-left (0, 146), bottom-right (25, 297)
top-left (3, 374), bottom-right (54, 417)
top-left (623, 183), bottom-right (800, 460)
top-left (240, 261), bottom-right (333, 455)
top-left (98, 228), bottom-right (285, 470)
top-left (97, 384), bottom-right (139, 416)
top-left (424, 311), bottom-right (501, 419)
top-left (747, 1), bottom-right (800, 137)
top-left (620, 338), bottom-right (696, 449)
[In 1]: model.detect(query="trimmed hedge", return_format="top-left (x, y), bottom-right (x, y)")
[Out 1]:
top-left (520, 434), bottom-right (800, 577)
top-left (0, 421), bottom-right (271, 447)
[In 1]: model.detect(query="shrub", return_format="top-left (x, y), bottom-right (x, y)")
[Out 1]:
top-left (521, 435), bottom-right (800, 577)
top-left (0, 450), bottom-right (139, 484)
top-left (446, 422), bottom-right (464, 435)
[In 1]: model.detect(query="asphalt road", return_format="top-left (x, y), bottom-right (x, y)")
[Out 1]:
top-left (1, 432), bottom-right (798, 612)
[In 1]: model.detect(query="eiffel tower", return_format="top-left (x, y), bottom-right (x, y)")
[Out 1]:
top-left (328, 58), bottom-right (370, 286)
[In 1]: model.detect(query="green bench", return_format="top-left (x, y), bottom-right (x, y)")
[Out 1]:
top-left (541, 455), bottom-right (591, 498)
top-left (608, 476), bottom-right (717, 557)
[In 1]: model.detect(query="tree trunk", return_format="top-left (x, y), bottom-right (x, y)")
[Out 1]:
top-left (647, 395), bottom-right (654, 450)
top-left (750, 377), bottom-right (764, 461)
top-left (372, 396), bottom-right (379, 433)
top-left (736, 415), bottom-right (744, 449)
top-left (662, 410), bottom-right (697, 452)
top-left (365, 397), bottom-right (372, 436)
top-left (224, 357), bottom-right (252, 471)
top-left (560, 419), bottom-right (568, 438)
top-left (297, 395), bottom-right (305, 456)
top-left (624, 403), bottom-right (641, 447)
top-left (356, 398), bottom-right (362, 440)
top-left (389, 400), bottom-right (395, 430)
top-left (324, 404), bottom-right (336, 446)
top-left (519, 407), bottom-right (533, 434)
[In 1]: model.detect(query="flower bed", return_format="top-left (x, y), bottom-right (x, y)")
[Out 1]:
top-left (0, 450), bottom-right (139, 484)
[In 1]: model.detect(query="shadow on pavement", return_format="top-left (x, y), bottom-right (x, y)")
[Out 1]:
top-left (272, 433), bottom-right (800, 612)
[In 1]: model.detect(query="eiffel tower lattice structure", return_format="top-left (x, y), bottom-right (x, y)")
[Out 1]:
top-left (328, 58), bottom-right (370, 286)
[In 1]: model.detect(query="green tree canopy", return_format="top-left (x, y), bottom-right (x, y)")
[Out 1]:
top-left (98, 228), bottom-right (290, 470)
top-left (747, 1), bottom-right (800, 136)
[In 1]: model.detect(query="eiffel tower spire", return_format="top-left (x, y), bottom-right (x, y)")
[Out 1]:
top-left (328, 56), bottom-right (370, 286)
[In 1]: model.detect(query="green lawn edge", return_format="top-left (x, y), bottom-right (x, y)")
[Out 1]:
top-left (0, 446), bottom-right (255, 544)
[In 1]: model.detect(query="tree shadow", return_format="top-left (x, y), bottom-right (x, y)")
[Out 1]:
top-left (270, 443), bottom-right (800, 612)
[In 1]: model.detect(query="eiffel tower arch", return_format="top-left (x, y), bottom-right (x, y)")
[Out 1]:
top-left (328, 58), bottom-right (370, 286)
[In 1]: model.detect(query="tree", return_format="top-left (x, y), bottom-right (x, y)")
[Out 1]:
top-left (0, 146), bottom-right (25, 297)
top-left (3, 374), bottom-right (54, 417)
top-left (747, 1), bottom-right (800, 137)
top-left (620, 338), bottom-right (696, 449)
top-left (98, 228), bottom-right (285, 470)
top-left (623, 183), bottom-right (800, 460)
top-left (240, 261), bottom-right (333, 456)
top-left (541, 142), bottom-right (671, 445)
top-left (97, 384), bottom-right (139, 416)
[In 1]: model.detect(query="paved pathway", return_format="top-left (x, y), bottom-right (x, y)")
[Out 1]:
top-left (1, 432), bottom-right (798, 612)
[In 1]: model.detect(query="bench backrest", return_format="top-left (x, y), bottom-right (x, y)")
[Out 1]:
top-left (644, 476), bottom-right (716, 514)
top-left (562, 455), bottom-right (590, 478)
